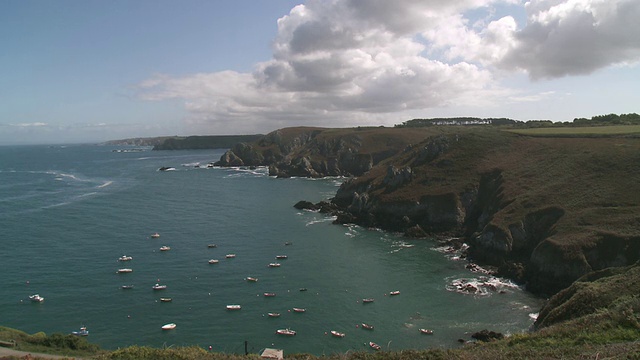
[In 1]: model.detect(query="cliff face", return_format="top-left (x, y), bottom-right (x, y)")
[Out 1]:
top-left (215, 125), bottom-right (640, 296)
top-left (214, 127), bottom-right (432, 177)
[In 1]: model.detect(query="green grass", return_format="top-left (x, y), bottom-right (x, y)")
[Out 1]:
top-left (507, 125), bottom-right (640, 137)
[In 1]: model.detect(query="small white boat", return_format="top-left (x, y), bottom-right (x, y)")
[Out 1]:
top-left (118, 255), bottom-right (133, 261)
top-left (161, 323), bottom-right (176, 330)
top-left (152, 283), bottom-right (167, 290)
top-left (226, 304), bottom-right (241, 310)
top-left (268, 263), bottom-right (281, 267)
top-left (292, 307), bottom-right (306, 313)
top-left (362, 298), bottom-right (374, 303)
top-left (121, 285), bottom-right (134, 289)
top-left (369, 341), bottom-right (381, 350)
top-left (225, 254), bottom-right (236, 258)
top-left (159, 246), bottom-right (170, 251)
top-left (330, 330), bottom-right (345, 338)
top-left (160, 297), bottom-right (172, 302)
top-left (117, 268), bottom-right (133, 273)
top-left (264, 292), bottom-right (276, 297)
top-left (275, 255), bottom-right (288, 259)
top-left (71, 326), bottom-right (89, 336)
top-left (419, 328), bottom-right (434, 335)
top-left (29, 294), bottom-right (44, 302)
top-left (361, 323), bottom-right (374, 330)
top-left (151, 233), bottom-right (160, 238)
top-left (268, 312), bottom-right (280, 317)
top-left (245, 277), bottom-right (258, 282)
top-left (208, 259), bottom-right (219, 264)
top-left (389, 290), bottom-right (400, 296)
top-left (276, 328), bottom-right (296, 336)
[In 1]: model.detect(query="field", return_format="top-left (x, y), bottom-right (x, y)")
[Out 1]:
top-left (507, 125), bottom-right (640, 137)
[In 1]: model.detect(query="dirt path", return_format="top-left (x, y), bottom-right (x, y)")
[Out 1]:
top-left (0, 346), bottom-right (84, 359)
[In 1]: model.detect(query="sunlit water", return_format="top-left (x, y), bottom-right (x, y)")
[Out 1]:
top-left (0, 145), bottom-right (543, 355)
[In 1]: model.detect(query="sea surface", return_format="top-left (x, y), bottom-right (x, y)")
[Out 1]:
top-left (0, 145), bottom-right (543, 355)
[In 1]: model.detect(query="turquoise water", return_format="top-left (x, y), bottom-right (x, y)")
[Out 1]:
top-left (0, 145), bottom-right (543, 355)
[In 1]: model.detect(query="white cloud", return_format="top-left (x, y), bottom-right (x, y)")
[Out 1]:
top-left (136, 0), bottom-right (640, 134)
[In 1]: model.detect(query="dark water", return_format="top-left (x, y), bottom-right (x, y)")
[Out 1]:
top-left (0, 145), bottom-right (542, 355)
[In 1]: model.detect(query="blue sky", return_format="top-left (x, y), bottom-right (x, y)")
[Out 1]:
top-left (1, 0), bottom-right (639, 145)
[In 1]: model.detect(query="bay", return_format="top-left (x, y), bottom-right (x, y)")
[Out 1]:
top-left (0, 145), bottom-right (542, 355)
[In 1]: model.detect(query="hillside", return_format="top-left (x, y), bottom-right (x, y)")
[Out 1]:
top-left (215, 125), bottom-right (640, 296)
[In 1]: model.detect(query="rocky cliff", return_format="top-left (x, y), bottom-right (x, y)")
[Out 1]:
top-left (216, 125), bottom-right (640, 296)
top-left (330, 128), bottom-right (640, 295)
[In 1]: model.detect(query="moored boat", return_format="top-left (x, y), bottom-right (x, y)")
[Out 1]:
top-left (207, 244), bottom-right (217, 248)
top-left (160, 297), bottom-right (172, 302)
top-left (419, 328), bottom-right (434, 334)
top-left (226, 254), bottom-right (236, 258)
top-left (330, 330), bottom-right (345, 338)
top-left (159, 246), bottom-right (170, 251)
top-left (208, 259), bottom-right (219, 264)
top-left (361, 323), bottom-right (374, 330)
top-left (268, 312), bottom-right (280, 317)
top-left (161, 323), bottom-right (176, 330)
top-left (292, 307), bottom-right (306, 313)
top-left (276, 328), bottom-right (296, 336)
top-left (264, 292), bottom-right (276, 297)
top-left (226, 304), bottom-right (241, 310)
top-left (151, 233), bottom-right (160, 238)
top-left (118, 255), bottom-right (133, 261)
top-left (369, 342), bottom-right (381, 350)
top-left (117, 268), bottom-right (133, 273)
top-left (268, 262), bottom-right (281, 267)
top-left (389, 290), bottom-right (400, 296)
top-left (121, 285), bottom-right (134, 289)
top-left (29, 294), bottom-right (44, 302)
top-left (275, 255), bottom-right (288, 259)
top-left (71, 326), bottom-right (89, 336)
top-left (362, 298), bottom-right (374, 303)
top-left (245, 277), bottom-right (258, 282)
top-left (152, 283), bottom-right (167, 290)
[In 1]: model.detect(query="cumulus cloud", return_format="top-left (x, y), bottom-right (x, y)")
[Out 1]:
top-left (137, 0), bottom-right (640, 133)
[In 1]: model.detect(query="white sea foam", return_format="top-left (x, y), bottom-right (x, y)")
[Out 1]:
top-left (96, 181), bottom-right (113, 188)
top-left (446, 275), bottom-right (520, 296)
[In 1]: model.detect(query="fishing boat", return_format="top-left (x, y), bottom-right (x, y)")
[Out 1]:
top-left (419, 328), bottom-right (434, 335)
top-left (276, 329), bottom-right (296, 336)
top-left (330, 330), bottom-right (345, 338)
top-left (161, 323), bottom-right (176, 330)
top-left (275, 255), bottom-right (288, 259)
top-left (117, 268), bottom-right (133, 273)
top-left (208, 259), bottom-right (219, 264)
top-left (226, 304), bottom-right (241, 310)
top-left (159, 246), bottom-right (170, 251)
top-left (160, 298), bottom-right (172, 302)
top-left (121, 285), bottom-right (134, 289)
top-left (369, 342), bottom-right (381, 350)
top-left (361, 323), bottom-right (374, 330)
top-left (268, 262), bottom-right (281, 267)
top-left (29, 294), bottom-right (44, 302)
top-left (389, 290), bottom-right (400, 296)
top-left (71, 326), bottom-right (89, 336)
top-left (118, 255), bottom-right (132, 261)
top-left (268, 313), bottom-right (280, 317)
top-left (362, 298), bottom-right (375, 303)
top-left (292, 307), bottom-right (306, 313)
top-left (225, 254), bottom-right (236, 258)
top-left (151, 233), bottom-right (160, 238)
top-left (245, 277), bottom-right (258, 282)
top-left (152, 283), bottom-right (167, 290)
top-left (264, 292), bottom-right (276, 297)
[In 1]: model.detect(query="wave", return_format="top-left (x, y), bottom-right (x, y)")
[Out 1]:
top-left (304, 216), bottom-right (336, 226)
top-left (446, 275), bottom-right (520, 296)
top-left (96, 181), bottom-right (113, 188)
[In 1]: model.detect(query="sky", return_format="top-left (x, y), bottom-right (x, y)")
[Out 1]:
top-left (1, 0), bottom-right (639, 145)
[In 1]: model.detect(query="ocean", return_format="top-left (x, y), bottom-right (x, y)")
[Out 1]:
top-left (0, 144), bottom-right (543, 355)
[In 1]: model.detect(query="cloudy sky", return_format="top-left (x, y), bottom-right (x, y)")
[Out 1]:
top-left (1, 0), bottom-right (639, 145)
